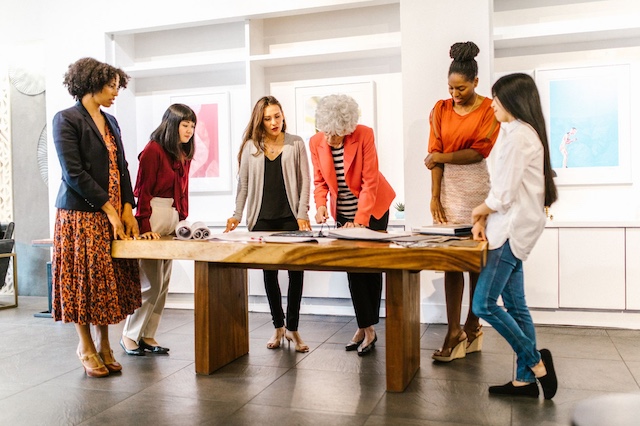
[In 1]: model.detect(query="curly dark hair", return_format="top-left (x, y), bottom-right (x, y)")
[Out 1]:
top-left (448, 41), bottom-right (480, 82)
top-left (62, 57), bottom-right (130, 100)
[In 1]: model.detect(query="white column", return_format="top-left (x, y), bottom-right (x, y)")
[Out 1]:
top-left (400, 0), bottom-right (493, 323)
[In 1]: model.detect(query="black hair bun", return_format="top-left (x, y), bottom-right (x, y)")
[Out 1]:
top-left (449, 41), bottom-right (480, 62)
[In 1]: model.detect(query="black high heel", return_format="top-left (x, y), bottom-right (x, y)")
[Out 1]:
top-left (357, 333), bottom-right (377, 356)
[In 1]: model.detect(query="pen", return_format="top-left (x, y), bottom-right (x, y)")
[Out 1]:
top-left (250, 237), bottom-right (263, 242)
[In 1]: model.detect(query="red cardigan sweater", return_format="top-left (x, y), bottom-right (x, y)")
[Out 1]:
top-left (134, 140), bottom-right (191, 233)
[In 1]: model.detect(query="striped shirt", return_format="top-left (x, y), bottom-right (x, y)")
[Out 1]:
top-left (331, 146), bottom-right (358, 220)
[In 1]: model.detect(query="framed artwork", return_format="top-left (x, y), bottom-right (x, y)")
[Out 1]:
top-left (536, 65), bottom-right (631, 185)
top-left (294, 81), bottom-right (376, 144)
top-left (170, 92), bottom-right (231, 192)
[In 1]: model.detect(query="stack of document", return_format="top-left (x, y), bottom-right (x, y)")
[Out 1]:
top-left (412, 224), bottom-right (473, 236)
top-left (325, 228), bottom-right (412, 241)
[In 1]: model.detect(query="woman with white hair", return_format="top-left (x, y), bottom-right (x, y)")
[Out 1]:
top-left (309, 94), bottom-right (396, 356)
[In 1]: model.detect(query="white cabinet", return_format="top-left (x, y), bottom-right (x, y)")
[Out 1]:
top-left (625, 228), bottom-right (640, 309)
top-left (559, 228), bottom-right (626, 309)
top-left (524, 228), bottom-right (558, 309)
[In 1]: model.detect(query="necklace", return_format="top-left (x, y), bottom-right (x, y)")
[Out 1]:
top-left (264, 134), bottom-right (284, 154)
top-left (461, 94), bottom-right (480, 113)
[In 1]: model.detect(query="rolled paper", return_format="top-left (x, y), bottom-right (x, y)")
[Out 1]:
top-left (191, 221), bottom-right (210, 240)
top-left (175, 220), bottom-right (193, 240)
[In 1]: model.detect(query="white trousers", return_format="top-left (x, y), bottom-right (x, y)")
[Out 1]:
top-left (123, 198), bottom-right (179, 342)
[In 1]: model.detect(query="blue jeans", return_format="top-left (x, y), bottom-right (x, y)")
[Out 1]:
top-left (472, 240), bottom-right (541, 383)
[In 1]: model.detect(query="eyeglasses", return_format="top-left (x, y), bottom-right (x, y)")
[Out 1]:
top-left (318, 222), bottom-right (328, 237)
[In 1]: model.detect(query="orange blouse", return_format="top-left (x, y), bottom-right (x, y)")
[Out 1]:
top-left (428, 97), bottom-right (500, 158)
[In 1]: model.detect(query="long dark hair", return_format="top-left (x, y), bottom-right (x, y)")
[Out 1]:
top-left (492, 73), bottom-right (558, 207)
top-left (150, 104), bottom-right (197, 162)
top-left (238, 96), bottom-right (286, 166)
top-left (448, 41), bottom-right (479, 82)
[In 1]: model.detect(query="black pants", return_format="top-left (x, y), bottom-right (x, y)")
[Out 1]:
top-left (337, 211), bottom-right (389, 329)
top-left (253, 217), bottom-right (304, 331)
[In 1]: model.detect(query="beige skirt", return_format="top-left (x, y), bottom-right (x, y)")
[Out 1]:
top-left (441, 160), bottom-right (490, 224)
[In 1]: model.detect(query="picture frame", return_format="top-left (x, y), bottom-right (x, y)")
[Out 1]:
top-left (535, 65), bottom-right (631, 185)
top-left (170, 92), bottom-right (231, 192)
top-left (293, 81), bottom-right (376, 144)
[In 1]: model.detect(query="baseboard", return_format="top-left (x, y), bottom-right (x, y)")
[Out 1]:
top-left (166, 293), bottom-right (640, 329)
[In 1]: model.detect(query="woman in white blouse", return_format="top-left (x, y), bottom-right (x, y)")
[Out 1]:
top-left (470, 73), bottom-right (559, 400)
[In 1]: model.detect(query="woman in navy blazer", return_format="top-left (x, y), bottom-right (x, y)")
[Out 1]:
top-left (51, 57), bottom-right (152, 378)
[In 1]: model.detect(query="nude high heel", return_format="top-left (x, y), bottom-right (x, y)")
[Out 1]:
top-left (465, 325), bottom-right (484, 354)
top-left (267, 327), bottom-right (285, 349)
top-left (99, 349), bottom-right (123, 373)
top-left (432, 331), bottom-right (467, 362)
top-left (285, 329), bottom-right (310, 353)
top-left (77, 351), bottom-right (110, 378)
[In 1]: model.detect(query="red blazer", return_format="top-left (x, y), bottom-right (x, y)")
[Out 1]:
top-left (309, 125), bottom-right (395, 226)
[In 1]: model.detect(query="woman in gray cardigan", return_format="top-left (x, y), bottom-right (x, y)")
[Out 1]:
top-left (225, 96), bottom-right (311, 352)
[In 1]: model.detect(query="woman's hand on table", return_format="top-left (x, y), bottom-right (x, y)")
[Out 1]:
top-left (430, 197), bottom-right (448, 224)
top-left (297, 219), bottom-right (311, 231)
top-left (224, 217), bottom-right (239, 233)
top-left (315, 206), bottom-right (329, 224)
top-left (136, 232), bottom-right (160, 240)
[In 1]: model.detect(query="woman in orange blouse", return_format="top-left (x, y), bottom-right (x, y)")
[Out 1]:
top-left (425, 41), bottom-right (500, 362)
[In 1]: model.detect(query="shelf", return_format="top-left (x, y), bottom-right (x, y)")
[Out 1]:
top-left (493, 0), bottom-right (640, 51)
top-left (250, 32), bottom-right (401, 67)
top-left (123, 49), bottom-right (247, 78)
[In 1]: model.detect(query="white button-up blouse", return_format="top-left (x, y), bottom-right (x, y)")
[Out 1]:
top-left (484, 119), bottom-right (547, 261)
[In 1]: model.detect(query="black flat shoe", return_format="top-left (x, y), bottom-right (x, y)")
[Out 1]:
top-left (345, 338), bottom-right (364, 351)
top-left (357, 334), bottom-right (377, 356)
top-left (489, 381), bottom-right (539, 398)
top-left (120, 338), bottom-right (145, 356)
top-left (139, 339), bottom-right (170, 354)
top-left (538, 349), bottom-right (558, 400)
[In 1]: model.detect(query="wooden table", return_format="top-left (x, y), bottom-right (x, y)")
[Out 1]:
top-left (112, 236), bottom-right (487, 392)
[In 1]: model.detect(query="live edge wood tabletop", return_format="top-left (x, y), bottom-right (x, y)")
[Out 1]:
top-left (111, 236), bottom-right (487, 392)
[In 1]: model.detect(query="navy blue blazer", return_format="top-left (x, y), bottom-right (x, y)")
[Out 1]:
top-left (52, 101), bottom-right (135, 212)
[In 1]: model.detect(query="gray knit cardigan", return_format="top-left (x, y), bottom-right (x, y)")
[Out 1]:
top-left (232, 133), bottom-right (311, 230)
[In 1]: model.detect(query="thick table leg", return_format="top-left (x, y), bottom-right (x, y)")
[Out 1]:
top-left (194, 261), bottom-right (249, 374)
top-left (385, 269), bottom-right (421, 392)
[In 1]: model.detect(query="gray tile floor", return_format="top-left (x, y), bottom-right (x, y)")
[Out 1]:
top-left (1, 296), bottom-right (639, 425)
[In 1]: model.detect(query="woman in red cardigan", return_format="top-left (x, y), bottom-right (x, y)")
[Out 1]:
top-left (309, 94), bottom-right (395, 356)
top-left (121, 104), bottom-right (196, 356)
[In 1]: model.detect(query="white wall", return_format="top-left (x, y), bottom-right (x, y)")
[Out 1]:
top-left (492, 0), bottom-right (640, 222)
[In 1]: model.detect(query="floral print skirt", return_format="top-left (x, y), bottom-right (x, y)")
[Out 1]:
top-left (52, 209), bottom-right (141, 325)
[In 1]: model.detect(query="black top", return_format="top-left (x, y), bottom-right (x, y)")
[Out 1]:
top-left (257, 154), bottom-right (294, 221)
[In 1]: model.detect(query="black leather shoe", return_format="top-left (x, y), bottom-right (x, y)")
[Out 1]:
top-left (538, 349), bottom-right (558, 400)
top-left (345, 338), bottom-right (364, 351)
top-left (120, 338), bottom-right (145, 356)
top-left (357, 333), bottom-right (377, 356)
top-left (139, 339), bottom-right (170, 354)
top-left (489, 381), bottom-right (539, 398)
